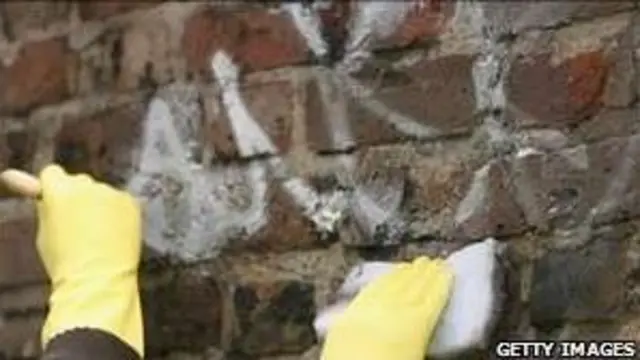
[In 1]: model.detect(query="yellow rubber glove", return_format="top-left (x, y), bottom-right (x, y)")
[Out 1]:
top-left (36, 165), bottom-right (144, 357)
top-left (320, 257), bottom-right (453, 360)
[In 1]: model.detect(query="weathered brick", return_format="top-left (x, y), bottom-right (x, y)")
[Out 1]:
top-left (511, 147), bottom-right (591, 232)
top-left (71, 29), bottom-right (125, 95)
top-left (142, 269), bottom-right (223, 355)
top-left (361, 54), bottom-right (476, 138)
top-left (53, 99), bottom-right (146, 186)
top-left (0, 2), bottom-right (71, 40)
top-left (0, 38), bottom-right (73, 116)
top-left (307, 54), bottom-right (476, 152)
top-left (204, 79), bottom-right (296, 161)
top-left (230, 279), bottom-right (316, 356)
top-left (407, 148), bottom-right (474, 239)
top-left (77, 1), bottom-right (157, 22)
top-left (117, 14), bottom-right (185, 90)
top-left (603, 18), bottom-right (638, 108)
top-left (0, 216), bottom-right (47, 287)
top-left (343, 162), bottom-right (407, 247)
top-left (0, 315), bottom-right (43, 359)
top-left (512, 134), bottom-right (640, 231)
top-left (573, 107), bottom-right (640, 145)
top-left (182, 8), bottom-right (309, 76)
top-left (506, 51), bottom-right (609, 128)
top-left (586, 134), bottom-right (640, 226)
top-left (482, 2), bottom-right (636, 35)
top-left (453, 159), bottom-right (527, 240)
top-left (530, 225), bottom-right (628, 328)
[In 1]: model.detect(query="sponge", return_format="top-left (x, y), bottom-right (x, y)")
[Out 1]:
top-left (313, 238), bottom-right (502, 358)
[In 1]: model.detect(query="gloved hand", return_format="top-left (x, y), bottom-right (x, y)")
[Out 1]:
top-left (320, 257), bottom-right (453, 360)
top-left (36, 165), bottom-right (144, 357)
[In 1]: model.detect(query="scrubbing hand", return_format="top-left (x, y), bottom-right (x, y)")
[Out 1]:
top-left (36, 165), bottom-right (144, 357)
top-left (320, 257), bottom-right (453, 360)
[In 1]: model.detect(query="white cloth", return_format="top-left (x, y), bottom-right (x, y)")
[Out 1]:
top-left (314, 238), bottom-right (500, 358)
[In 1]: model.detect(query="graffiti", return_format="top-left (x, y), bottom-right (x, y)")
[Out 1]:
top-left (127, 1), bottom-right (639, 261)
top-left (126, 2), bottom-right (462, 260)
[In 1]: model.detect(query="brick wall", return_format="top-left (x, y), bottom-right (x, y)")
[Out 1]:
top-left (0, 1), bottom-right (639, 359)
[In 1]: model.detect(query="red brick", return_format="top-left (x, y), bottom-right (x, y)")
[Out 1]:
top-left (53, 100), bottom-right (146, 186)
top-left (0, 2), bottom-right (71, 40)
top-left (237, 183), bottom-right (325, 253)
top-left (205, 80), bottom-right (295, 161)
top-left (506, 51), bottom-right (609, 128)
top-left (381, 0), bottom-right (456, 49)
top-left (307, 54), bottom-right (476, 152)
top-left (0, 39), bottom-right (72, 116)
top-left (0, 216), bottom-right (47, 287)
top-left (77, 1), bottom-right (157, 21)
top-left (182, 8), bottom-right (309, 76)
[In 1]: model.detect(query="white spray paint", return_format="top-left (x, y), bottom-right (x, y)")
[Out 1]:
top-left (339, 1), bottom-right (417, 73)
top-left (313, 238), bottom-right (500, 358)
top-left (127, 90), bottom-right (269, 260)
top-left (282, 3), bottom-right (329, 59)
top-left (211, 51), bottom-right (350, 236)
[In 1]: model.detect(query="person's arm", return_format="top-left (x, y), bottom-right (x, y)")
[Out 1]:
top-left (34, 165), bottom-right (144, 360)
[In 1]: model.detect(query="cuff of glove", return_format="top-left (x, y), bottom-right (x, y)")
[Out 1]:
top-left (42, 274), bottom-right (144, 358)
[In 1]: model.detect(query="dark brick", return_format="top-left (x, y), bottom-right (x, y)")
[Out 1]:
top-left (141, 269), bottom-right (223, 355)
top-left (231, 279), bottom-right (316, 356)
top-left (0, 127), bottom-right (39, 198)
top-left (0, 315), bottom-right (44, 359)
top-left (53, 100), bottom-right (146, 187)
top-left (0, 284), bottom-right (49, 314)
top-left (530, 226), bottom-right (627, 328)
top-left (0, 216), bottom-right (47, 288)
top-left (0, 39), bottom-right (73, 116)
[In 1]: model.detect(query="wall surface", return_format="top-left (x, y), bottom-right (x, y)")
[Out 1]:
top-left (0, 1), bottom-right (639, 359)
